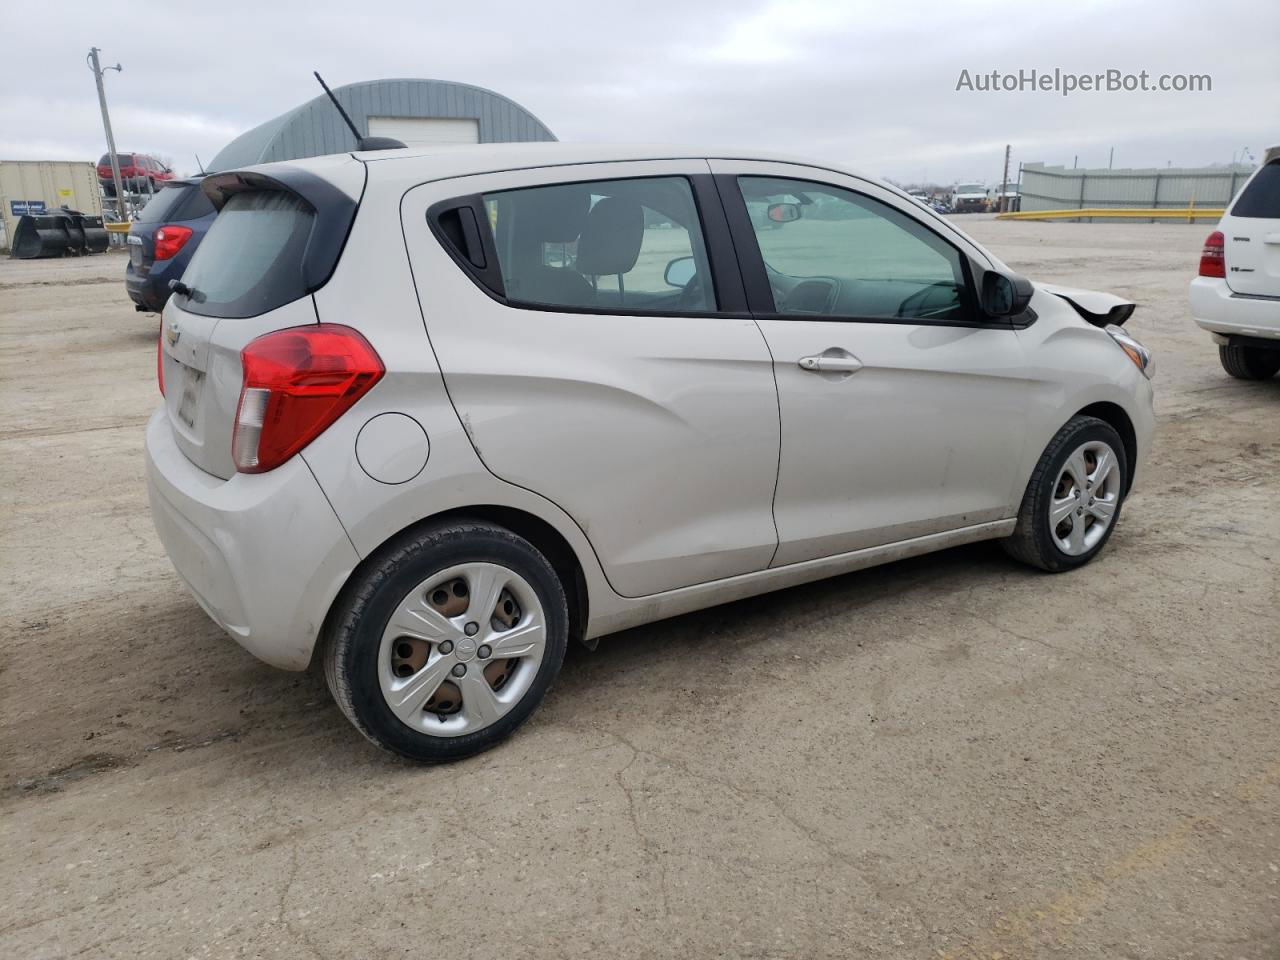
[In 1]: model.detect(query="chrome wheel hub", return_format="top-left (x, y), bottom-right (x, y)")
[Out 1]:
top-left (379, 562), bottom-right (546, 737)
top-left (1050, 440), bottom-right (1121, 556)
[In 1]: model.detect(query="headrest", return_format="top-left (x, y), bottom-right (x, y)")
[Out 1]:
top-left (511, 185), bottom-right (590, 243)
top-left (574, 197), bottom-right (644, 276)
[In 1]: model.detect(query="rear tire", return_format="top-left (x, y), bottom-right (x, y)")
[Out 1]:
top-left (1002, 415), bottom-right (1128, 573)
top-left (1219, 344), bottom-right (1280, 380)
top-left (323, 521), bottom-right (568, 762)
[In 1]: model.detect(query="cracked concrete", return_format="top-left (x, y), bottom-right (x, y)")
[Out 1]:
top-left (2, 220), bottom-right (1278, 959)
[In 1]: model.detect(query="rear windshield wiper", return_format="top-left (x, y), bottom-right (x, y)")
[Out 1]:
top-left (168, 279), bottom-right (203, 302)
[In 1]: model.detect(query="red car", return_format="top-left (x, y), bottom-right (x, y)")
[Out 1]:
top-left (97, 153), bottom-right (175, 195)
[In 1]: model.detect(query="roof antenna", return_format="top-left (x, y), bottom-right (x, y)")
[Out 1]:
top-left (313, 71), bottom-right (406, 152)
top-left (193, 153), bottom-right (205, 174)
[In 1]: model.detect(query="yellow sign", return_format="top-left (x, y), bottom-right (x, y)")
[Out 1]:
top-left (58, 188), bottom-right (73, 198)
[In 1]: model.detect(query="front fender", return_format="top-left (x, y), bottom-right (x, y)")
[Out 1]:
top-left (1013, 290), bottom-right (1155, 499)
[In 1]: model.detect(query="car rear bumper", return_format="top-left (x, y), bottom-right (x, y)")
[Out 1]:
top-left (125, 265), bottom-right (164, 312)
top-left (127, 257), bottom-right (185, 312)
top-left (144, 409), bottom-right (360, 670)
top-left (1189, 277), bottom-right (1280, 339)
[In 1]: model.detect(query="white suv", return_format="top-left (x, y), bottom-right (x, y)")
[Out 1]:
top-left (146, 144), bottom-right (1155, 760)
top-left (1190, 144), bottom-right (1280, 379)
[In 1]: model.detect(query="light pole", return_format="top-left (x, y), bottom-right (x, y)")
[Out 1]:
top-left (999, 143), bottom-right (1011, 213)
top-left (87, 47), bottom-right (127, 220)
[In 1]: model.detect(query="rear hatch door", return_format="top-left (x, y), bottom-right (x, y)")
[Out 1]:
top-left (161, 296), bottom-right (320, 478)
top-left (127, 228), bottom-right (151, 273)
top-left (1223, 151), bottom-right (1280, 298)
top-left (159, 157), bottom-right (366, 479)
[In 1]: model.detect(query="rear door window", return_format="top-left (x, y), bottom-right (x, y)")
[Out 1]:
top-left (477, 176), bottom-right (717, 314)
top-left (178, 190), bottom-right (316, 318)
top-left (1231, 161), bottom-right (1280, 219)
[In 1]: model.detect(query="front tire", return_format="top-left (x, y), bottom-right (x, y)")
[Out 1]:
top-left (1219, 344), bottom-right (1280, 380)
top-left (1002, 415), bottom-right (1128, 572)
top-left (323, 521), bottom-right (568, 762)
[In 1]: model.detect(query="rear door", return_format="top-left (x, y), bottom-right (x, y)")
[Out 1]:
top-left (401, 161), bottom-right (780, 598)
top-left (711, 160), bottom-right (1030, 566)
top-left (368, 116), bottom-right (480, 145)
top-left (1223, 153), bottom-right (1280, 298)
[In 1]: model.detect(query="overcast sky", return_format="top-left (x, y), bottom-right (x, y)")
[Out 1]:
top-left (2, 0), bottom-right (1275, 184)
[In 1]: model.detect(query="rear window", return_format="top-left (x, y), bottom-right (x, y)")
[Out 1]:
top-left (1231, 161), bottom-right (1280, 219)
top-left (136, 184), bottom-right (215, 223)
top-left (178, 190), bottom-right (316, 318)
top-left (99, 153), bottom-right (135, 166)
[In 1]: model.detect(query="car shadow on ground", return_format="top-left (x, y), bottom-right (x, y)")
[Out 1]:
top-left (557, 539), bottom-right (1019, 684)
top-left (9, 538), bottom-right (1031, 790)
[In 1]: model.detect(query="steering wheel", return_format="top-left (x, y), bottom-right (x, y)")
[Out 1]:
top-left (896, 282), bottom-right (956, 319)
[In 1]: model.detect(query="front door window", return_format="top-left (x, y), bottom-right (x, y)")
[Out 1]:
top-left (738, 176), bottom-right (970, 323)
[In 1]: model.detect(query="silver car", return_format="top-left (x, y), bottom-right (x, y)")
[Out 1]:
top-left (147, 144), bottom-right (1155, 760)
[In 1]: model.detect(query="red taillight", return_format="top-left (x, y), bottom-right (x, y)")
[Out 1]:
top-left (232, 324), bottom-right (383, 474)
top-left (154, 225), bottom-right (193, 260)
top-left (1199, 230), bottom-right (1226, 278)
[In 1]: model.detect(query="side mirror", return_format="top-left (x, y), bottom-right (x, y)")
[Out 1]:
top-left (981, 270), bottom-right (1034, 318)
top-left (767, 202), bottom-right (801, 223)
top-left (664, 256), bottom-right (696, 288)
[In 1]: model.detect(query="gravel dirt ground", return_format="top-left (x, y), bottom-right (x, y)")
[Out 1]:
top-left (2, 219), bottom-right (1277, 960)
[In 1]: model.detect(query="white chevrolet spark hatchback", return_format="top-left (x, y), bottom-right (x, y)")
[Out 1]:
top-left (147, 144), bottom-right (1154, 760)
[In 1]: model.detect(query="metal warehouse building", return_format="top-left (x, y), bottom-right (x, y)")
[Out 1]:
top-left (209, 78), bottom-right (556, 171)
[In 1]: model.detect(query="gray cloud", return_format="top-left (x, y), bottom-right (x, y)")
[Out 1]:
top-left (1, 0), bottom-right (1274, 184)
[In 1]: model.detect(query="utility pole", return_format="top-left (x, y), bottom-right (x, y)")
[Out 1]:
top-left (87, 47), bottom-right (127, 221)
top-left (999, 144), bottom-right (1011, 213)
top-left (1108, 146), bottom-right (1115, 170)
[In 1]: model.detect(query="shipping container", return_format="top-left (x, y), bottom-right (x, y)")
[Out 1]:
top-left (0, 161), bottom-right (104, 251)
